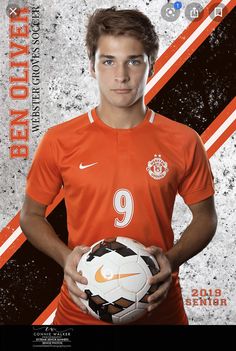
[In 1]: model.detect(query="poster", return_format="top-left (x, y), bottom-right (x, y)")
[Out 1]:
top-left (0, 0), bottom-right (235, 347)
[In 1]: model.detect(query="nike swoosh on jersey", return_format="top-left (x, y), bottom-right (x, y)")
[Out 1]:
top-left (79, 162), bottom-right (98, 169)
top-left (95, 265), bottom-right (140, 283)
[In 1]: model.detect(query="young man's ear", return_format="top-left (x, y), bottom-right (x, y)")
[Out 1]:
top-left (89, 60), bottom-right (96, 78)
top-left (148, 66), bottom-right (154, 78)
top-left (148, 57), bottom-right (155, 77)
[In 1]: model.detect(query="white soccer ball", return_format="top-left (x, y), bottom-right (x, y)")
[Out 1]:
top-left (76, 237), bottom-right (159, 324)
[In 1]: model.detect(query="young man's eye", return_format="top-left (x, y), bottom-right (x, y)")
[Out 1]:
top-left (103, 60), bottom-right (113, 65)
top-left (128, 59), bottom-right (141, 65)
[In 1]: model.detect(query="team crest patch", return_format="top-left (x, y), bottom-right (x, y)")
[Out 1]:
top-left (146, 154), bottom-right (169, 180)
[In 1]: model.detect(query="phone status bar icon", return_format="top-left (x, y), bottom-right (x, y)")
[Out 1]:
top-left (161, 3), bottom-right (181, 22)
top-left (161, 2), bottom-right (227, 22)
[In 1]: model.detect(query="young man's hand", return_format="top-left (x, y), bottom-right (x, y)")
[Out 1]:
top-left (64, 246), bottom-right (90, 313)
top-left (145, 246), bottom-right (172, 312)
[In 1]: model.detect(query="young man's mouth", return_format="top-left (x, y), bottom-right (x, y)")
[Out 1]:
top-left (111, 89), bottom-right (132, 94)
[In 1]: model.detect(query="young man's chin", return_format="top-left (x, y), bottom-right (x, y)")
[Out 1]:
top-left (112, 102), bottom-right (136, 109)
top-left (107, 96), bottom-right (142, 109)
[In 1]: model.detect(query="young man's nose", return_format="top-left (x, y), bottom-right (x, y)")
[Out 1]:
top-left (114, 64), bottom-right (130, 83)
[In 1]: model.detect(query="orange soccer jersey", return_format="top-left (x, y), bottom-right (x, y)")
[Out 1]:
top-left (26, 107), bottom-right (215, 325)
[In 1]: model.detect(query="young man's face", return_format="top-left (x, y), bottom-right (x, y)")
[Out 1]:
top-left (90, 35), bottom-right (151, 109)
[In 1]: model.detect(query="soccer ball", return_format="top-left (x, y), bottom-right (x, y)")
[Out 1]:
top-left (76, 237), bottom-right (159, 324)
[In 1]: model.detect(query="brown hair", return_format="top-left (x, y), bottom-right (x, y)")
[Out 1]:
top-left (85, 7), bottom-right (159, 75)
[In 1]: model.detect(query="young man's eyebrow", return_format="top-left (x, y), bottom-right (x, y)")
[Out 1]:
top-left (98, 54), bottom-right (144, 59)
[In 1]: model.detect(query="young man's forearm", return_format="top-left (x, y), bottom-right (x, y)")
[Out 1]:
top-left (20, 214), bottom-right (71, 268)
top-left (166, 214), bottom-right (217, 273)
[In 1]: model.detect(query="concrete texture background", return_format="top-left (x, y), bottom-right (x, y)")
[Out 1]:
top-left (0, 0), bottom-right (235, 325)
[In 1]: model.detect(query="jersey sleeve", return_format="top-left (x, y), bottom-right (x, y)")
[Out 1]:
top-left (26, 130), bottom-right (63, 205)
top-left (178, 130), bottom-right (215, 205)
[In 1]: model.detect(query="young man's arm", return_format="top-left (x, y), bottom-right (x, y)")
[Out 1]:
top-left (20, 195), bottom-right (89, 312)
top-left (146, 195), bottom-right (217, 312)
top-left (166, 195), bottom-right (217, 272)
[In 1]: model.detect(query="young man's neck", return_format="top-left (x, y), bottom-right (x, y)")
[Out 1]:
top-left (96, 101), bottom-right (147, 129)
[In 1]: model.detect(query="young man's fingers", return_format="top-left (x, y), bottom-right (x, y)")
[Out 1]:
top-left (148, 269), bottom-right (172, 285)
top-left (69, 292), bottom-right (88, 313)
top-left (65, 267), bottom-right (88, 284)
top-left (147, 282), bottom-right (169, 303)
top-left (147, 301), bottom-right (161, 313)
top-left (146, 246), bottom-right (170, 269)
top-left (67, 279), bottom-right (87, 300)
top-left (147, 282), bottom-right (170, 310)
top-left (74, 245), bottom-right (90, 254)
top-left (147, 292), bottom-right (166, 312)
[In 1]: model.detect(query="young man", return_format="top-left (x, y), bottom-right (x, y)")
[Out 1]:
top-left (20, 7), bottom-right (217, 325)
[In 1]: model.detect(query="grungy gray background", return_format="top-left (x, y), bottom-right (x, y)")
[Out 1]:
top-left (0, 0), bottom-right (235, 325)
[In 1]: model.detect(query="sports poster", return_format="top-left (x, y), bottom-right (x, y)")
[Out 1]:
top-left (0, 0), bottom-right (235, 348)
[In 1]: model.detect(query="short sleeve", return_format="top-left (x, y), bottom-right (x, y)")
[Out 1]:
top-left (26, 130), bottom-right (63, 205)
top-left (178, 130), bottom-right (215, 205)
